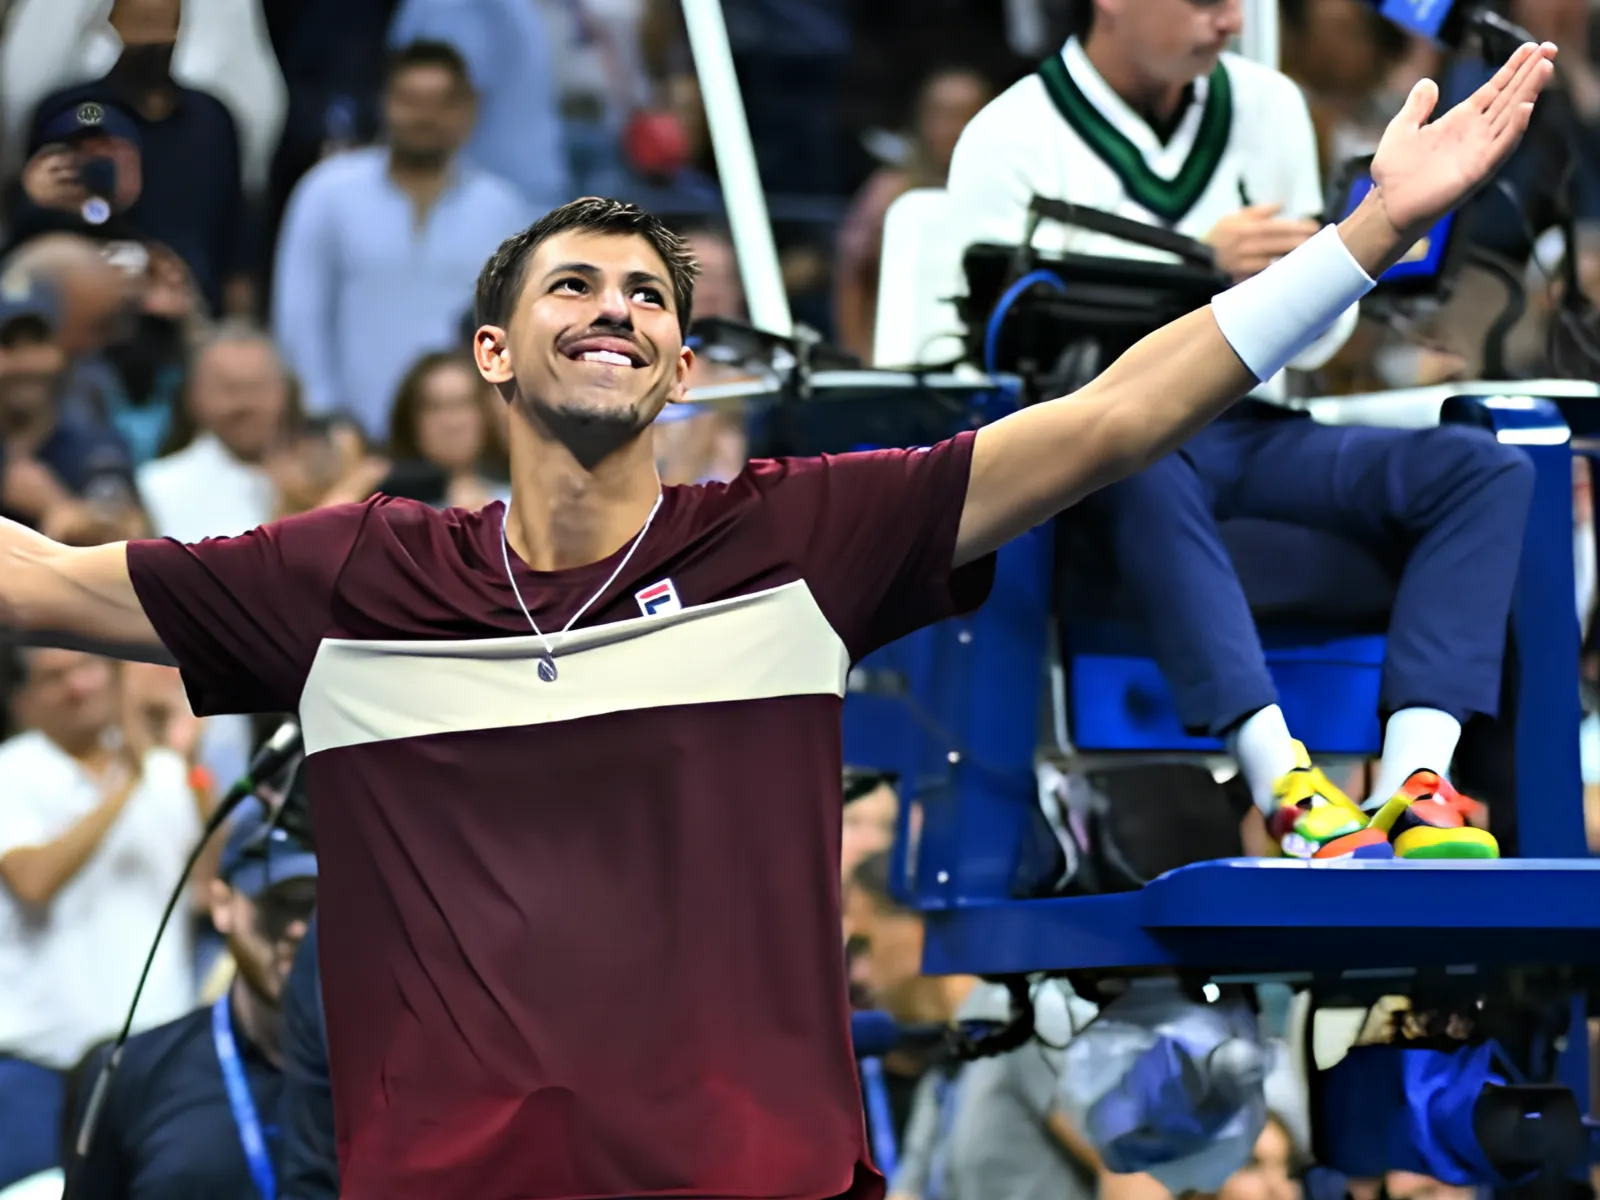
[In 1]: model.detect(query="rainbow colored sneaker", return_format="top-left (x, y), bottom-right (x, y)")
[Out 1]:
top-left (1364, 770), bottom-right (1499, 859)
top-left (1266, 742), bottom-right (1394, 860)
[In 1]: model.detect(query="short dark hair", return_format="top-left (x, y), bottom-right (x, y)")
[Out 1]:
top-left (474, 197), bottom-right (700, 337)
top-left (386, 40), bottom-right (474, 92)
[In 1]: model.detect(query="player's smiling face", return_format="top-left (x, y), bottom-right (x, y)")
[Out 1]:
top-left (507, 229), bottom-right (693, 442)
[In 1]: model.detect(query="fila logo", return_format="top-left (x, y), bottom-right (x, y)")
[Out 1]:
top-left (635, 579), bottom-right (682, 617)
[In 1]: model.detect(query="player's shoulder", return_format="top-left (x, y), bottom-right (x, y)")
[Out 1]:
top-left (352, 493), bottom-right (486, 546)
top-left (1217, 51), bottom-right (1309, 111)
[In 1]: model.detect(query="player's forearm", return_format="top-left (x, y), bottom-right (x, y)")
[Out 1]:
top-left (0, 513), bottom-right (72, 628)
top-left (0, 515), bottom-right (163, 654)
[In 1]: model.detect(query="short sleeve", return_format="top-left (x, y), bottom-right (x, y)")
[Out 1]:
top-left (756, 430), bottom-right (995, 659)
top-left (125, 502), bottom-right (373, 717)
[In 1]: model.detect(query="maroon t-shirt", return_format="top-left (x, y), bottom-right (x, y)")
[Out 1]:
top-left (126, 433), bottom-right (993, 1200)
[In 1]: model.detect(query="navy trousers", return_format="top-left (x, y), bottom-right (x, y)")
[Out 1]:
top-left (1078, 409), bottom-right (1536, 737)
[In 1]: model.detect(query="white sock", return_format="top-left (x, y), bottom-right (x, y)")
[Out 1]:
top-left (1228, 705), bottom-right (1300, 815)
top-left (1363, 708), bottom-right (1462, 811)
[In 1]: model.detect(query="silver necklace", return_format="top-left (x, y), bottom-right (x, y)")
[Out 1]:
top-left (498, 492), bottom-right (664, 683)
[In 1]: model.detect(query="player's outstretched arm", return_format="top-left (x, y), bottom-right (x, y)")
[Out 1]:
top-left (0, 515), bottom-right (165, 659)
top-left (954, 41), bottom-right (1557, 567)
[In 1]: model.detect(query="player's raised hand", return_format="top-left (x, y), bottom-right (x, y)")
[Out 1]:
top-left (1369, 41), bottom-right (1557, 236)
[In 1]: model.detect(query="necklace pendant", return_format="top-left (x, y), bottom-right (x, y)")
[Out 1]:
top-left (535, 652), bottom-right (559, 683)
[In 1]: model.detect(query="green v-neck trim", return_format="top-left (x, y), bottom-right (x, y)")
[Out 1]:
top-left (1037, 53), bottom-right (1232, 224)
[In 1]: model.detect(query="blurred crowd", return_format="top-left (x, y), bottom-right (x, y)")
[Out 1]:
top-left (0, 0), bottom-right (1599, 1195)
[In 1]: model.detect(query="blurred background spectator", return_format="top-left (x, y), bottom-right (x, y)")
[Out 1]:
top-left (389, 0), bottom-right (574, 212)
top-left (271, 39), bottom-right (531, 439)
top-left (0, 652), bottom-right (202, 1189)
top-left (320, 349), bottom-right (508, 508)
top-left (0, 0), bottom-right (285, 200)
top-left (22, 0), bottom-right (253, 317)
top-left (834, 64), bottom-right (990, 360)
top-left (135, 320), bottom-right (289, 541)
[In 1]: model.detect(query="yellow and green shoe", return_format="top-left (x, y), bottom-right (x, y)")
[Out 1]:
top-left (1266, 742), bottom-right (1394, 860)
top-left (1364, 770), bottom-right (1499, 860)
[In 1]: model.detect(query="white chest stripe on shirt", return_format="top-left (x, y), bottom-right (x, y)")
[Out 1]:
top-left (298, 579), bottom-right (850, 754)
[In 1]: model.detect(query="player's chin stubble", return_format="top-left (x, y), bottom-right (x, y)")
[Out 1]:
top-left (540, 394), bottom-right (657, 470)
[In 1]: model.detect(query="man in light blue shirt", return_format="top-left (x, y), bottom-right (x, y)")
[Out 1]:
top-left (388, 0), bottom-right (574, 215)
top-left (272, 41), bottom-right (533, 439)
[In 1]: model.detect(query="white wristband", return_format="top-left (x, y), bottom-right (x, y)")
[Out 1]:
top-left (1209, 225), bottom-right (1374, 383)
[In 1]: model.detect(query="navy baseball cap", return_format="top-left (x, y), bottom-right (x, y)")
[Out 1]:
top-left (220, 800), bottom-right (318, 899)
top-left (31, 99), bottom-right (142, 154)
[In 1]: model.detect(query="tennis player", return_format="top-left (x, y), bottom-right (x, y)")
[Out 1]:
top-left (0, 41), bottom-right (1556, 1200)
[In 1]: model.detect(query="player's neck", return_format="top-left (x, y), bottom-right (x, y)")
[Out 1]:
top-left (505, 428), bottom-right (662, 573)
top-left (229, 973), bottom-right (283, 1068)
top-left (1080, 31), bottom-right (1190, 126)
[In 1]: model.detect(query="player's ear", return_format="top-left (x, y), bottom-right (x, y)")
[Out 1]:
top-left (666, 342), bottom-right (694, 405)
top-left (474, 325), bottom-right (513, 385)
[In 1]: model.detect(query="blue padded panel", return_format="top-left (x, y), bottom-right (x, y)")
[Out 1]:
top-left (1069, 629), bottom-right (1387, 754)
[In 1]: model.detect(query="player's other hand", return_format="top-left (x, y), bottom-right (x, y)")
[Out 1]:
top-left (1206, 204), bottom-right (1321, 281)
top-left (1369, 41), bottom-right (1556, 241)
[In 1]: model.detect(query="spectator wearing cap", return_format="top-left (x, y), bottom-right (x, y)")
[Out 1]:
top-left (8, 99), bottom-right (146, 249)
top-left (65, 800), bottom-right (318, 1200)
top-left (0, 0), bottom-right (285, 199)
top-left (0, 261), bottom-right (141, 545)
top-left (26, 0), bottom-right (250, 316)
top-left (272, 40), bottom-right (531, 440)
top-left (0, 649), bottom-right (203, 1189)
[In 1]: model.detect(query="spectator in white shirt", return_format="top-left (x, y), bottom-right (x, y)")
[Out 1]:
top-left (0, 650), bottom-right (202, 1188)
top-left (136, 321), bottom-right (288, 543)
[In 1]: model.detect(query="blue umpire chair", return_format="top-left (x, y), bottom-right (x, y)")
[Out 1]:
top-left (825, 188), bottom-right (1600, 1170)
